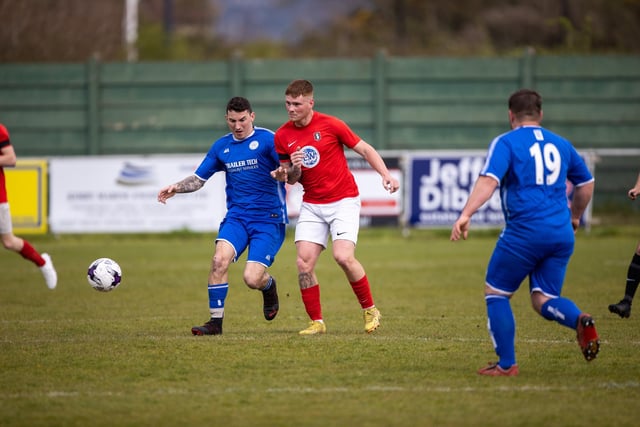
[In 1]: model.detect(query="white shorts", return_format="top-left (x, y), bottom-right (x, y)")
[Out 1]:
top-left (0, 203), bottom-right (13, 234)
top-left (295, 196), bottom-right (361, 248)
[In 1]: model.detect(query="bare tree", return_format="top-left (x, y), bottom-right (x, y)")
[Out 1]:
top-left (0, 0), bottom-right (124, 62)
top-left (0, 0), bottom-right (637, 62)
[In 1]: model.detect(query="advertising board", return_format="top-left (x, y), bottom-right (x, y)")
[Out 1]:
top-left (5, 159), bottom-right (48, 234)
top-left (406, 152), bottom-right (503, 227)
top-left (49, 155), bottom-right (226, 233)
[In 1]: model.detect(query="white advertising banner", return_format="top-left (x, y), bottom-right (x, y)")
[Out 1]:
top-left (49, 155), bottom-right (226, 233)
top-left (284, 171), bottom-right (403, 217)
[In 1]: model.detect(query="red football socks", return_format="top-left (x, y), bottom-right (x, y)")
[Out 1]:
top-left (350, 275), bottom-right (374, 309)
top-left (301, 285), bottom-right (322, 321)
top-left (20, 241), bottom-right (45, 267)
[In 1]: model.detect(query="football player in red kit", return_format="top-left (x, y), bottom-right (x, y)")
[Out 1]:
top-left (0, 124), bottom-right (57, 289)
top-left (271, 79), bottom-right (399, 335)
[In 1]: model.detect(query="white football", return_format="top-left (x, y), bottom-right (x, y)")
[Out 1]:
top-left (87, 258), bottom-right (122, 292)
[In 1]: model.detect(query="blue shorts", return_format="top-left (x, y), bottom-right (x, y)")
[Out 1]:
top-left (485, 227), bottom-right (575, 298)
top-left (216, 217), bottom-right (286, 268)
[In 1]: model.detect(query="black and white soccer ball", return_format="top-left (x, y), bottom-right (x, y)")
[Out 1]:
top-left (87, 258), bottom-right (122, 292)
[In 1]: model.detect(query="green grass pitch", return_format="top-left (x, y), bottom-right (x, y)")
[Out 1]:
top-left (1, 227), bottom-right (639, 426)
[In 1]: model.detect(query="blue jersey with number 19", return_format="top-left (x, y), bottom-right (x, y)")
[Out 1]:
top-left (194, 127), bottom-right (288, 224)
top-left (480, 125), bottom-right (593, 233)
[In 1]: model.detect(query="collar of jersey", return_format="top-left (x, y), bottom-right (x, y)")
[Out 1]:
top-left (232, 128), bottom-right (256, 143)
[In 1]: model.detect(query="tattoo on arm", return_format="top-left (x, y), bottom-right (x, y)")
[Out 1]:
top-left (175, 175), bottom-right (205, 193)
top-left (288, 165), bottom-right (301, 184)
top-left (298, 272), bottom-right (315, 290)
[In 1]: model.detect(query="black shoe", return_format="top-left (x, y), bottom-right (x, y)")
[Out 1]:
top-left (191, 317), bottom-right (223, 335)
top-left (608, 299), bottom-right (632, 318)
top-left (262, 278), bottom-right (279, 321)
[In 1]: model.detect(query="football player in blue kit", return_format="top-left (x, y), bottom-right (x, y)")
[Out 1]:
top-left (158, 97), bottom-right (288, 335)
top-left (451, 89), bottom-right (599, 376)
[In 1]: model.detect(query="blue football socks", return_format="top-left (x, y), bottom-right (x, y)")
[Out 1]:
top-left (541, 297), bottom-right (580, 329)
top-left (262, 276), bottom-right (274, 292)
top-left (208, 283), bottom-right (229, 318)
top-left (486, 295), bottom-right (516, 369)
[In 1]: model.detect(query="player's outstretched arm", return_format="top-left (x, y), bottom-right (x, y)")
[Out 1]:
top-left (352, 140), bottom-right (399, 193)
top-left (451, 214), bottom-right (472, 241)
top-left (451, 176), bottom-right (498, 241)
top-left (157, 175), bottom-right (205, 204)
top-left (270, 166), bottom-right (287, 182)
top-left (271, 163), bottom-right (301, 184)
top-left (157, 184), bottom-right (177, 204)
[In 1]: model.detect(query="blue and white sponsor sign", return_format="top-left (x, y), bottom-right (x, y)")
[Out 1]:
top-left (405, 150), bottom-right (595, 228)
top-left (406, 151), bottom-right (503, 227)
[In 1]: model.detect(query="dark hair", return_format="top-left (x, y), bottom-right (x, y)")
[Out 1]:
top-left (226, 97), bottom-right (252, 113)
top-left (285, 79), bottom-right (314, 97)
top-left (508, 89), bottom-right (542, 120)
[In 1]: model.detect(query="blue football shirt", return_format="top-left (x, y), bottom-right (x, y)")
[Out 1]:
top-left (481, 125), bottom-right (593, 233)
top-left (194, 127), bottom-right (288, 224)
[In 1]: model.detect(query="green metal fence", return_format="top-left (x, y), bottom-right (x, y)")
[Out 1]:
top-left (1, 51), bottom-right (639, 156)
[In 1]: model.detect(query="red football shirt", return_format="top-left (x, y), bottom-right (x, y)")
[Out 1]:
top-left (0, 124), bottom-right (10, 203)
top-left (275, 112), bottom-right (361, 204)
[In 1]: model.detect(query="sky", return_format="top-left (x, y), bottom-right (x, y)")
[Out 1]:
top-left (211, 0), bottom-right (370, 42)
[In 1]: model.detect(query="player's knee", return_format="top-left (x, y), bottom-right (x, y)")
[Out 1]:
top-left (211, 254), bottom-right (231, 274)
top-left (530, 291), bottom-right (549, 315)
top-left (1, 234), bottom-right (20, 251)
top-left (243, 272), bottom-right (263, 290)
top-left (296, 256), bottom-right (312, 273)
top-left (332, 252), bottom-right (355, 269)
top-left (243, 279), bottom-right (261, 290)
top-left (243, 263), bottom-right (269, 290)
